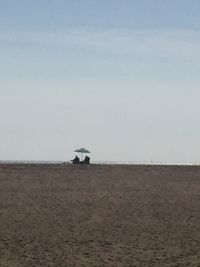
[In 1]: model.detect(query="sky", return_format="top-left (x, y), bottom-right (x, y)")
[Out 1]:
top-left (1, 0), bottom-right (200, 163)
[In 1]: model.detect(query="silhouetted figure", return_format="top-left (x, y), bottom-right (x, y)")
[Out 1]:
top-left (72, 155), bottom-right (80, 164)
top-left (83, 155), bottom-right (90, 164)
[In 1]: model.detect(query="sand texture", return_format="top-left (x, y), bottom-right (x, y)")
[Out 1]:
top-left (0, 164), bottom-right (200, 266)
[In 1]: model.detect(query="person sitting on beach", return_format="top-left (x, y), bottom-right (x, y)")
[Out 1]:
top-left (72, 155), bottom-right (80, 164)
top-left (83, 155), bottom-right (90, 164)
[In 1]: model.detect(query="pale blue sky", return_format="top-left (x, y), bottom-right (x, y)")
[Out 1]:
top-left (1, 1), bottom-right (200, 163)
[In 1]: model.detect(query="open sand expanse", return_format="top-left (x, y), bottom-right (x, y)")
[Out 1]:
top-left (0, 164), bottom-right (200, 266)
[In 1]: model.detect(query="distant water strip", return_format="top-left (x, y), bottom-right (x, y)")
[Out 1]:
top-left (0, 160), bottom-right (199, 166)
top-left (0, 160), bottom-right (63, 165)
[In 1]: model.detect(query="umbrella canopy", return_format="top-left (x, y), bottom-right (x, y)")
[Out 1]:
top-left (75, 148), bottom-right (90, 154)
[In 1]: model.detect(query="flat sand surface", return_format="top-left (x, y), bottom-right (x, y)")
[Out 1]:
top-left (0, 164), bottom-right (200, 266)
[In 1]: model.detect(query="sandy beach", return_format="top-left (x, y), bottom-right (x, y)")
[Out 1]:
top-left (0, 163), bottom-right (200, 266)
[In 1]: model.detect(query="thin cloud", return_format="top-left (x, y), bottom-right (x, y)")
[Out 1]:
top-left (0, 28), bottom-right (200, 59)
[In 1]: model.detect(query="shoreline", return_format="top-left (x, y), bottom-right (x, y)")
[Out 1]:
top-left (0, 162), bottom-right (200, 168)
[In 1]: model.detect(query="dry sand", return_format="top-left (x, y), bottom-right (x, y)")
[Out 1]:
top-left (0, 164), bottom-right (200, 266)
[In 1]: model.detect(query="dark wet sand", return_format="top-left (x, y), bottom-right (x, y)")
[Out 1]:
top-left (0, 164), bottom-right (200, 266)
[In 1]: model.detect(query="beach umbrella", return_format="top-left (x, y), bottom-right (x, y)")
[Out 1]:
top-left (74, 148), bottom-right (90, 161)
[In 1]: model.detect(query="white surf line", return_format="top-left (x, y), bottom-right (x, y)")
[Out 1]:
top-left (0, 160), bottom-right (200, 166)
